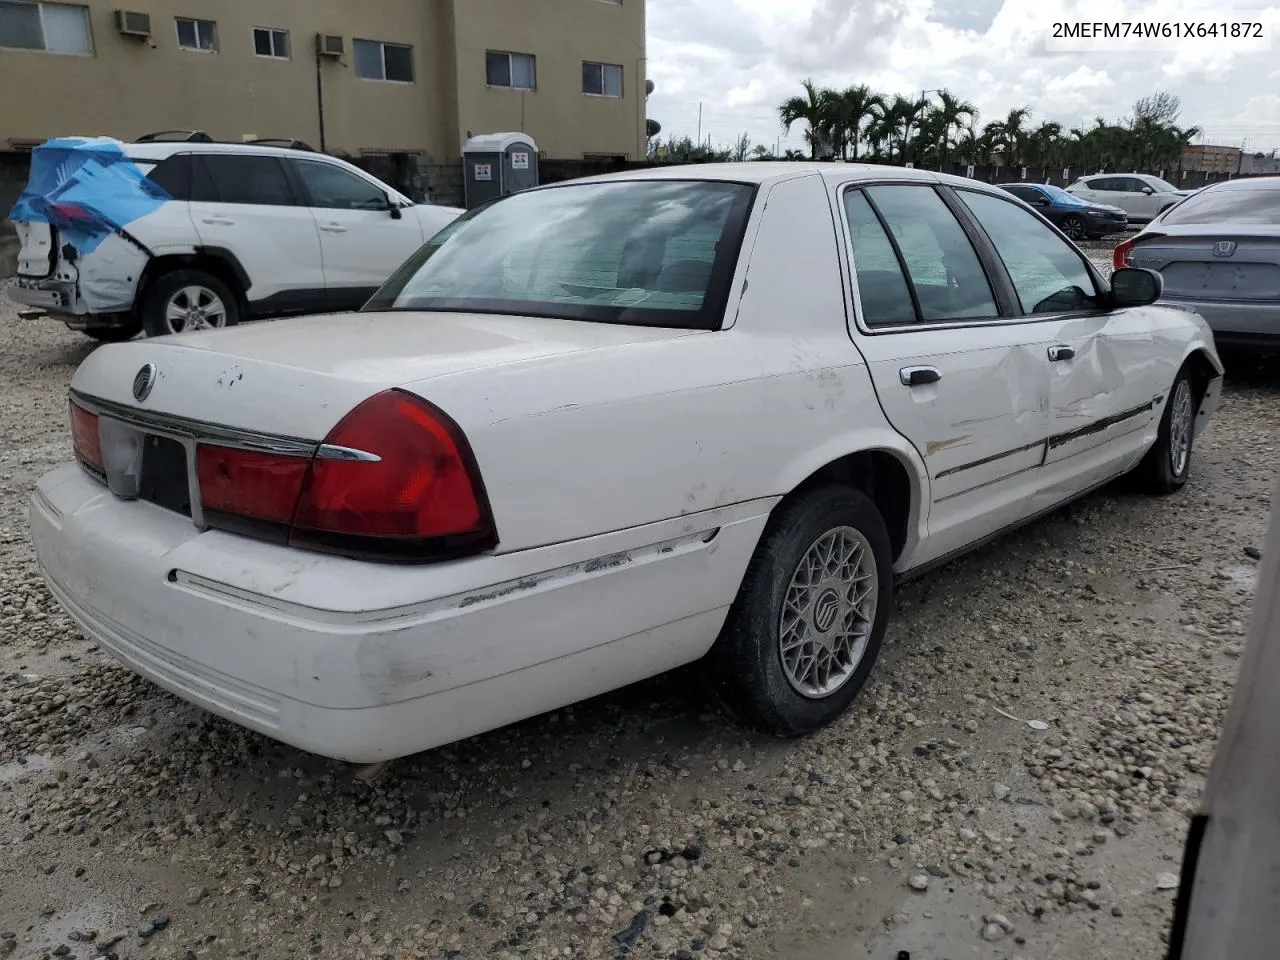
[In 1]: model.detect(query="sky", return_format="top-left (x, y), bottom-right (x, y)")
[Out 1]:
top-left (644, 0), bottom-right (1280, 156)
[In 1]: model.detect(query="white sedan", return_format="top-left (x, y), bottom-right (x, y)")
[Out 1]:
top-left (30, 164), bottom-right (1223, 763)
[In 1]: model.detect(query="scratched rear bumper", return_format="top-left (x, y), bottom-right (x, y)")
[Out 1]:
top-left (31, 463), bottom-right (767, 761)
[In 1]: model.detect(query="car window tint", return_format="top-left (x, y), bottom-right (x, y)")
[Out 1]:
top-left (294, 161), bottom-right (388, 211)
top-left (1089, 178), bottom-right (1117, 191)
top-left (1160, 185), bottom-right (1280, 225)
top-left (864, 185), bottom-right (997, 321)
top-left (144, 154), bottom-right (191, 201)
top-left (1121, 177), bottom-right (1149, 192)
top-left (365, 180), bottom-right (755, 330)
top-left (957, 190), bottom-right (1102, 315)
top-left (843, 189), bottom-right (918, 326)
top-left (199, 155), bottom-right (295, 206)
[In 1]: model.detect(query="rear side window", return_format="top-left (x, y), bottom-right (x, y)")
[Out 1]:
top-left (957, 190), bottom-right (1101, 315)
top-left (863, 185), bottom-right (998, 321)
top-left (1159, 185), bottom-right (1280, 225)
top-left (144, 154), bottom-right (192, 200)
top-left (844, 190), bottom-right (917, 326)
top-left (194, 155), bottom-right (296, 206)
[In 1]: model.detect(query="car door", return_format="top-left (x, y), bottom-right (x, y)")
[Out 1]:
top-left (188, 153), bottom-right (326, 313)
top-left (952, 188), bottom-right (1162, 505)
top-left (288, 158), bottom-right (427, 311)
top-left (840, 182), bottom-right (1053, 566)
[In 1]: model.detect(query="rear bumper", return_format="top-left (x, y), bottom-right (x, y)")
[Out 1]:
top-left (30, 463), bottom-right (767, 762)
top-left (7, 277), bottom-right (79, 313)
top-left (1161, 297), bottom-right (1280, 347)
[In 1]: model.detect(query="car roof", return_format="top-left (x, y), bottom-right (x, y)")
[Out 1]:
top-left (554, 162), bottom-right (1011, 194)
top-left (1199, 175), bottom-right (1280, 193)
top-left (124, 141), bottom-right (333, 163)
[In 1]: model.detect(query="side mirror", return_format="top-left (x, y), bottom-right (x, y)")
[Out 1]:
top-left (1141, 186), bottom-right (1155, 195)
top-left (1110, 267), bottom-right (1162, 307)
top-left (1033, 195), bottom-right (1051, 206)
top-left (386, 193), bottom-right (403, 220)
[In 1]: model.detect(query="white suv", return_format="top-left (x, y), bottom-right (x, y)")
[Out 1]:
top-left (8, 133), bottom-right (462, 341)
top-left (1065, 173), bottom-right (1197, 224)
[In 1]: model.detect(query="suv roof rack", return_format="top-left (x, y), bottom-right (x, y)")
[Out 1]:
top-left (242, 137), bottom-right (316, 152)
top-left (134, 130), bottom-right (214, 143)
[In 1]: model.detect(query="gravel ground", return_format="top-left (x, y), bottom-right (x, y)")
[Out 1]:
top-left (1, 274), bottom-right (1277, 960)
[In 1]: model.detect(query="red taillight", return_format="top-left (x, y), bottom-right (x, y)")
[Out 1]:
top-left (68, 400), bottom-right (104, 475)
top-left (196, 445), bottom-right (310, 528)
top-left (196, 390), bottom-right (495, 562)
top-left (50, 201), bottom-right (95, 223)
top-left (1113, 237), bottom-right (1135, 270)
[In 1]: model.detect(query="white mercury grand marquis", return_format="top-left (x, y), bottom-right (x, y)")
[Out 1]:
top-left (30, 164), bottom-right (1224, 763)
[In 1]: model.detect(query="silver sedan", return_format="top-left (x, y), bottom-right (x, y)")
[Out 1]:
top-left (1114, 176), bottom-right (1280, 354)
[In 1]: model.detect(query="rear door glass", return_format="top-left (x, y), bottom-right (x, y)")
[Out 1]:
top-left (194, 155), bottom-right (297, 206)
top-left (844, 190), bottom-right (917, 326)
top-left (863, 185), bottom-right (999, 321)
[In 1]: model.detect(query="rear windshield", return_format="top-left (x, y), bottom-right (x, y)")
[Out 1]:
top-left (1159, 183), bottom-right (1280, 225)
top-left (363, 179), bottom-right (756, 329)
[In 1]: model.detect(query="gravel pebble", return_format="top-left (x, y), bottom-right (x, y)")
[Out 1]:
top-left (0, 279), bottom-right (1273, 960)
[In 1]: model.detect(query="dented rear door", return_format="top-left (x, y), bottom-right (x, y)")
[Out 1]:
top-left (840, 183), bottom-right (1053, 563)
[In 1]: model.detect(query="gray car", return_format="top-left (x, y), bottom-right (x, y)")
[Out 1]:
top-left (1114, 176), bottom-right (1280, 353)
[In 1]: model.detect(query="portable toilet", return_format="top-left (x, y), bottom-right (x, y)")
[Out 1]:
top-left (462, 133), bottom-right (538, 208)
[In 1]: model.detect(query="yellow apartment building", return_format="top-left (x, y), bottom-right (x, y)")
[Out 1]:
top-left (0, 0), bottom-right (647, 160)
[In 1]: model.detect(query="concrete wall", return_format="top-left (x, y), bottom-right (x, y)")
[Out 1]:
top-left (0, 0), bottom-right (644, 159)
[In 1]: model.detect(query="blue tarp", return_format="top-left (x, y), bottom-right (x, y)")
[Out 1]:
top-left (8, 137), bottom-right (170, 255)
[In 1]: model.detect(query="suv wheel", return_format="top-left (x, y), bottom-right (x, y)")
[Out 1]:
top-left (711, 485), bottom-right (894, 736)
top-left (142, 270), bottom-right (239, 338)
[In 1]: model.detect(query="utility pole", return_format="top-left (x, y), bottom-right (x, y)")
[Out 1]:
top-left (697, 102), bottom-right (702, 146)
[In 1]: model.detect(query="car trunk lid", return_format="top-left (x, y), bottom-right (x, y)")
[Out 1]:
top-left (1130, 226), bottom-right (1280, 302)
top-left (70, 309), bottom-right (706, 440)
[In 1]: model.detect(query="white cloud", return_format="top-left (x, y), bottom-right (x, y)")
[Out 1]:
top-left (645, 0), bottom-right (1280, 153)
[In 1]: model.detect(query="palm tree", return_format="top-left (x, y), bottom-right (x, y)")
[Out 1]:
top-left (924, 89), bottom-right (977, 171)
top-left (778, 80), bottom-right (832, 160)
top-left (830, 84), bottom-right (884, 160)
top-left (982, 106), bottom-right (1032, 167)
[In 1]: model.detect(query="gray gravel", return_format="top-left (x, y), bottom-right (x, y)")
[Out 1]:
top-left (1, 287), bottom-right (1276, 960)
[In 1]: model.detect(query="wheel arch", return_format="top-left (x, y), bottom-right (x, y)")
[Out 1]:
top-left (771, 438), bottom-right (928, 566)
top-left (135, 247), bottom-right (251, 316)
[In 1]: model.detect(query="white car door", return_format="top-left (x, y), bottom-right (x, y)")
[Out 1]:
top-left (841, 182), bottom-right (1053, 566)
top-left (952, 188), bottom-right (1162, 506)
top-left (1121, 176), bottom-right (1165, 221)
top-left (288, 158), bottom-right (427, 311)
top-left (188, 153), bottom-right (326, 313)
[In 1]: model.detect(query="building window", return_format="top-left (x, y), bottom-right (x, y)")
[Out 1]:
top-left (485, 50), bottom-right (535, 90)
top-left (175, 17), bottom-right (216, 52)
top-left (353, 39), bottom-right (414, 82)
top-left (582, 61), bottom-right (623, 98)
top-left (0, 1), bottom-right (92, 55)
top-left (252, 26), bottom-right (289, 59)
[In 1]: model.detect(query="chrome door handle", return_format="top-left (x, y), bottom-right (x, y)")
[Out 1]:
top-left (1047, 344), bottom-right (1075, 362)
top-left (900, 365), bottom-right (941, 387)
top-left (319, 223), bottom-right (348, 233)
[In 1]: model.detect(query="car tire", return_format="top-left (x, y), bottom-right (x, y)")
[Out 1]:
top-left (84, 320), bottom-right (142, 343)
top-left (711, 484), bottom-right (894, 737)
top-left (141, 269), bottom-right (239, 338)
top-left (1060, 215), bottom-right (1087, 240)
top-left (1136, 369), bottom-right (1198, 495)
